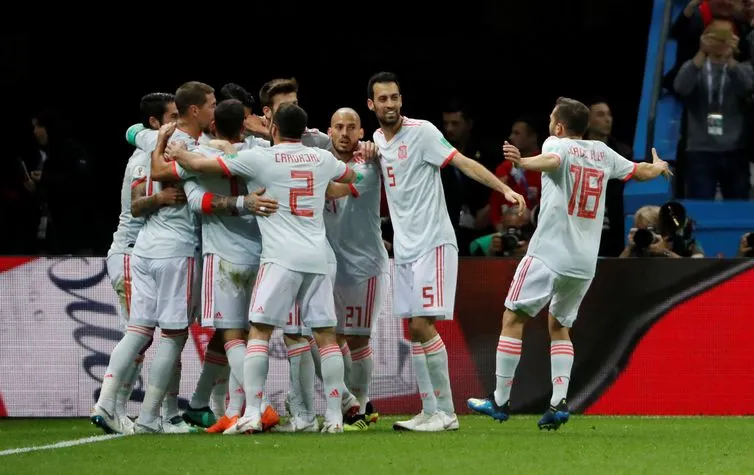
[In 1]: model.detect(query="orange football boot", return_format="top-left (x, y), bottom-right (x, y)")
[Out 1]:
top-left (206, 415), bottom-right (238, 434)
top-left (260, 406), bottom-right (281, 432)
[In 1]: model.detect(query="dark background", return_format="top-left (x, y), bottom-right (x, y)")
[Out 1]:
top-left (2, 1), bottom-right (653, 253)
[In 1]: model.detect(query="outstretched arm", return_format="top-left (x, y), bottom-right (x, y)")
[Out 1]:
top-left (184, 179), bottom-right (278, 217)
top-left (632, 148), bottom-right (672, 181)
top-left (503, 141), bottom-right (560, 173)
top-left (448, 152), bottom-right (526, 215)
top-left (166, 142), bottom-right (226, 175)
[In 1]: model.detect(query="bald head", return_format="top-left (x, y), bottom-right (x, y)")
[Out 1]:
top-left (329, 107), bottom-right (364, 155)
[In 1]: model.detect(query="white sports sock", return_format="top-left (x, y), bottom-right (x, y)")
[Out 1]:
top-left (223, 339), bottom-right (246, 417)
top-left (340, 343), bottom-right (352, 388)
top-left (299, 344), bottom-right (316, 418)
top-left (411, 342), bottom-right (437, 415)
top-left (116, 353), bottom-right (145, 418)
top-left (161, 359), bottom-right (182, 420)
top-left (137, 330), bottom-right (187, 426)
top-left (307, 337), bottom-right (323, 381)
top-left (97, 325), bottom-right (153, 414)
top-left (494, 336), bottom-right (522, 406)
top-left (350, 345), bottom-right (374, 413)
top-left (190, 349), bottom-right (227, 409)
top-left (287, 341), bottom-right (310, 418)
top-left (423, 335), bottom-right (454, 414)
top-left (319, 344), bottom-right (346, 426)
top-left (550, 340), bottom-right (574, 406)
top-left (226, 371), bottom-right (245, 418)
top-left (242, 339), bottom-right (269, 420)
top-left (211, 365), bottom-right (230, 417)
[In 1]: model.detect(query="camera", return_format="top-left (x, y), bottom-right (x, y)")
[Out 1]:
top-left (659, 201), bottom-right (696, 257)
top-left (499, 228), bottom-right (522, 252)
top-left (633, 226), bottom-right (661, 253)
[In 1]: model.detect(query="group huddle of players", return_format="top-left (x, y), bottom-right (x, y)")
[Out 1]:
top-left (89, 72), bottom-right (671, 435)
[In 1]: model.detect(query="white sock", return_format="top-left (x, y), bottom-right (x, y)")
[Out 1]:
top-left (494, 336), bottom-right (522, 406)
top-left (299, 344), bottom-right (316, 418)
top-left (340, 343), bottom-right (352, 388)
top-left (161, 359), bottom-right (182, 420)
top-left (190, 349), bottom-right (227, 409)
top-left (319, 344), bottom-right (346, 426)
top-left (242, 339), bottom-right (269, 421)
top-left (137, 330), bottom-right (187, 426)
top-left (411, 342), bottom-right (437, 415)
top-left (211, 365), bottom-right (230, 417)
top-left (226, 371), bottom-right (245, 418)
top-left (550, 340), bottom-right (574, 406)
top-left (423, 335), bottom-right (454, 414)
top-left (287, 341), bottom-right (310, 418)
top-left (116, 353), bottom-right (145, 418)
top-left (307, 337), bottom-right (323, 380)
top-left (350, 345), bottom-right (373, 413)
top-left (97, 325), bottom-right (153, 414)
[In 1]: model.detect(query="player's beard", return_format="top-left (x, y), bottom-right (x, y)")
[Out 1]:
top-left (378, 110), bottom-right (400, 127)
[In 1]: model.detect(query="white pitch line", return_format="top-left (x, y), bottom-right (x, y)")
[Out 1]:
top-left (0, 434), bottom-right (124, 456)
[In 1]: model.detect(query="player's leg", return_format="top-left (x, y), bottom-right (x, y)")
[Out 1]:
top-left (91, 255), bottom-right (156, 435)
top-left (536, 276), bottom-right (591, 431)
top-left (226, 263), bottom-right (297, 434)
top-left (467, 256), bottom-right (554, 422)
top-left (134, 256), bottom-right (194, 433)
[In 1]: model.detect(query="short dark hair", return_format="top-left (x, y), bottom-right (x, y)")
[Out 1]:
top-left (586, 96), bottom-right (610, 109)
top-left (367, 71), bottom-right (400, 100)
top-left (514, 114), bottom-right (539, 136)
top-left (214, 99), bottom-right (245, 141)
top-left (441, 98), bottom-right (472, 121)
top-left (273, 103), bottom-right (308, 140)
top-left (553, 97), bottom-right (590, 136)
top-left (175, 81), bottom-right (214, 116)
top-left (139, 92), bottom-right (175, 128)
top-left (219, 83), bottom-right (255, 110)
top-left (259, 78), bottom-right (298, 108)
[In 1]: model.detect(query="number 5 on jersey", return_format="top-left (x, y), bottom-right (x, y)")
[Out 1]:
top-left (290, 170), bottom-right (314, 217)
top-left (387, 166), bottom-right (396, 187)
top-left (568, 164), bottom-right (604, 219)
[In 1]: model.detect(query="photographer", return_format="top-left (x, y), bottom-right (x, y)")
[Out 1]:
top-left (470, 205), bottom-right (538, 257)
top-left (739, 232), bottom-right (754, 257)
top-left (657, 201), bottom-right (706, 257)
top-left (619, 206), bottom-right (667, 258)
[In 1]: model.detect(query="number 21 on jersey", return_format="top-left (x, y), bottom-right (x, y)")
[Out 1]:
top-left (567, 165), bottom-right (604, 219)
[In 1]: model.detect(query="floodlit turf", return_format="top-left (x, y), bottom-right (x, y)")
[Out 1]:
top-left (0, 416), bottom-right (752, 474)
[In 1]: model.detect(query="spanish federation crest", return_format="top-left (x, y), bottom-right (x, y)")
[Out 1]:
top-left (398, 144), bottom-right (408, 160)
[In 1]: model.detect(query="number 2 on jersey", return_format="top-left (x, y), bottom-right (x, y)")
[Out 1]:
top-left (567, 165), bottom-right (604, 219)
top-left (290, 171), bottom-right (314, 217)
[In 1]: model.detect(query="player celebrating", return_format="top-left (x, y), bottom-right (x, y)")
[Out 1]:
top-left (467, 97), bottom-right (671, 430)
top-left (324, 107), bottom-right (388, 429)
top-left (168, 103), bottom-right (358, 434)
top-left (366, 72), bottom-right (526, 432)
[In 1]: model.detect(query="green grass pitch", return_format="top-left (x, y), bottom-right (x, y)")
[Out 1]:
top-left (0, 416), bottom-right (751, 474)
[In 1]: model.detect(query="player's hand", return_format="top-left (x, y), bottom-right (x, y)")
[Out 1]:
top-left (158, 122), bottom-right (176, 143)
top-left (651, 148), bottom-right (673, 178)
top-left (503, 141), bottom-right (522, 166)
top-left (383, 240), bottom-right (392, 252)
top-left (30, 170), bottom-right (42, 181)
top-left (503, 187), bottom-right (526, 216)
top-left (23, 178), bottom-right (36, 192)
top-left (157, 187), bottom-right (186, 206)
top-left (164, 140), bottom-right (188, 161)
top-left (357, 141), bottom-right (378, 161)
top-left (208, 139), bottom-right (234, 155)
top-left (244, 187), bottom-right (279, 217)
top-left (628, 227), bottom-right (637, 246)
top-left (245, 115), bottom-right (270, 139)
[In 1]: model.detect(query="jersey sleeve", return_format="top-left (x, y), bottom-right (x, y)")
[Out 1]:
top-left (419, 121), bottom-right (458, 168)
top-left (540, 136), bottom-right (567, 170)
top-left (136, 129), bottom-right (159, 153)
top-left (221, 149), bottom-right (259, 180)
top-left (607, 146), bottom-right (638, 182)
top-left (322, 151), bottom-right (349, 181)
top-left (303, 128), bottom-right (332, 150)
top-left (182, 179), bottom-right (203, 213)
top-left (348, 160), bottom-right (377, 197)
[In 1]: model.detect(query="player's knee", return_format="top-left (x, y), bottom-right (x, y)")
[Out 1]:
top-left (250, 323), bottom-right (274, 342)
top-left (346, 335), bottom-right (370, 351)
top-left (408, 317), bottom-right (436, 341)
top-left (336, 334), bottom-right (348, 347)
top-left (547, 314), bottom-right (570, 340)
top-left (312, 327), bottom-right (337, 348)
top-left (222, 328), bottom-right (247, 343)
top-left (501, 309), bottom-right (526, 337)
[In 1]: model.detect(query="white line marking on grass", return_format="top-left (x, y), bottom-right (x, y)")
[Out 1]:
top-left (0, 434), bottom-right (124, 456)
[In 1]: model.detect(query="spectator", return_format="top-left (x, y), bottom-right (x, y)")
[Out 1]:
top-left (619, 205), bottom-right (662, 258)
top-left (738, 232), bottom-right (754, 256)
top-left (470, 205), bottom-right (538, 258)
top-left (584, 98), bottom-right (634, 257)
top-left (674, 19), bottom-right (754, 200)
top-left (658, 201), bottom-right (706, 257)
top-left (440, 99), bottom-right (499, 254)
top-left (489, 116), bottom-right (542, 232)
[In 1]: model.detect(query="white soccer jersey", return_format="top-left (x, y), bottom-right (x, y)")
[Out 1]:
top-left (373, 117), bottom-right (458, 264)
top-left (220, 142), bottom-right (349, 274)
top-left (107, 149), bottom-right (150, 257)
top-left (244, 135), bottom-right (272, 149)
top-left (324, 156), bottom-right (388, 283)
top-left (132, 128), bottom-right (202, 259)
top-left (302, 128), bottom-right (331, 149)
top-left (526, 136), bottom-right (637, 279)
top-left (183, 143), bottom-right (262, 266)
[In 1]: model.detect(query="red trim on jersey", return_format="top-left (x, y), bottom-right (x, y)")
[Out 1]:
top-left (201, 193), bottom-right (214, 214)
top-left (441, 149), bottom-right (458, 169)
top-left (348, 183), bottom-right (360, 197)
top-left (0, 393), bottom-right (7, 417)
top-left (622, 162), bottom-right (638, 182)
top-left (336, 166), bottom-right (351, 182)
top-left (131, 176), bottom-right (147, 189)
top-left (123, 255), bottom-right (132, 316)
top-left (171, 161), bottom-right (181, 180)
top-left (216, 157), bottom-right (232, 177)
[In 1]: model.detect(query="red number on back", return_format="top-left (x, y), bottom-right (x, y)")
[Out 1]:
top-left (290, 171), bottom-right (314, 217)
top-left (567, 165), bottom-right (604, 219)
top-left (387, 166), bottom-right (396, 187)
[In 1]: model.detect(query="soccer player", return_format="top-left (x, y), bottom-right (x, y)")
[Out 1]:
top-left (168, 103), bottom-right (357, 433)
top-left (97, 92), bottom-right (180, 434)
top-left (323, 107), bottom-right (389, 429)
top-left (217, 82), bottom-right (270, 148)
top-left (181, 98), bottom-right (280, 433)
top-left (467, 97), bottom-right (671, 430)
top-left (366, 71), bottom-right (526, 432)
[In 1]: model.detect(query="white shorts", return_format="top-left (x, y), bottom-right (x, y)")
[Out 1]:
top-left (504, 255), bottom-right (592, 328)
top-left (129, 255), bottom-right (201, 330)
top-left (282, 261), bottom-right (337, 336)
top-left (393, 244), bottom-right (457, 320)
top-left (201, 254), bottom-right (256, 330)
top-left (335, 273), bottom-right (386, 336)
top-left (106, 253), bottom-right (133, 330)
top-left (250, 263), bottom-right (336, 330)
